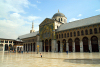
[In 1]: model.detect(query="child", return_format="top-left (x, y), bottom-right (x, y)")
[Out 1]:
top-left (40, 53), bottom-right (42, 58)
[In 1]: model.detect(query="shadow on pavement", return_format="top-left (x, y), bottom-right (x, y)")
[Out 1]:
top-left (63, 59), bottom-right (100, 64)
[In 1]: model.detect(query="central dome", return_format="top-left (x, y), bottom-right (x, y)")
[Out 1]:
top-left (53, 10), bottom-right (65, 18)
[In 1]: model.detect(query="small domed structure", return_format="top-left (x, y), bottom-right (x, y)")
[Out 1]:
top-left (53, 10), bottom-right (65, 18)
top-left (52, 10), bottom-right (67, 23)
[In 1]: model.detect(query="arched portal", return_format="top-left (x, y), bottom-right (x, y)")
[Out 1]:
top-left (75, 38), bottom-right (80, 52)
top-left (28, 44), bottom-right (30, 51)
top-left (9, 44), bottom-right (13, 50)
top-left (31, 43), bottom-right (32, 51)
top-left (82, 37), bottom-right (89, 52)
top-left (33, 43), bottom-right (35, 52)
top-left (42, 40), bottom-right (44, 52)
top-left (62, 39), bottom-right (66, 52)
top-left (68, 39), bottom-right (73, 52)
top-left (57, 41), bottom-right (60, 52)
top-left (91, 36), bottom-right (99, 52)
top-left (49, 39), bottom-right (51, 52)
top-left (26, 44), bottom-right (27, 51)
top-left (5, 44), bottom-right (8, 51)
top-left (45, 39), bottom-right (48, 52)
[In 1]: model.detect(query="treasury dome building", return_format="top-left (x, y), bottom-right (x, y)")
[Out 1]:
top-left (18, 11), bottom-right (100, 53)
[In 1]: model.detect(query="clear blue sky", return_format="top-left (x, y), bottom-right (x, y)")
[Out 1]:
top-left (0, 0), bottom-right (100, 39)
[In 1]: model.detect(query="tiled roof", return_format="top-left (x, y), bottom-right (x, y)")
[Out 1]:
top-left (57, 15), bottom-right (100, 32)
top-left (18, 31), bottom-right (39, 39)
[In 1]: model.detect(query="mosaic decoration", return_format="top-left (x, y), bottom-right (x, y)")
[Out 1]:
top-left (39, 19), bottom-right (55, 40)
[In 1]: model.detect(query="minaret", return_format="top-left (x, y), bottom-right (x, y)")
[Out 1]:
top-left (32, 21), bottom-right (33, 30)
top-left (30, 20), bottom-right (35, 33)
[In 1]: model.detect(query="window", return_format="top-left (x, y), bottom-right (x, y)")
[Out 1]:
top-left (70, 32), bottom-right (72, 37)
top-left (74, 32), bottom-right (76, 36)
top-left (59, 34), bottom-right (60, 38)
top-left (85, 29), bottom-right (88, 35)
top-left (5, 41), bottom-right (8, 43)
top-left (90, 29), bottom-right (92, 34)
top-left (64, 33), bottom-right (66, 38)
top-left (62, 34), bottom-right (63, 38)
top-left (59, 18), bottom-right (60, 22)
top-left (9, 41), bottom-right (12, 43)
top-left (61, 18), bottom-right (62, 21)
top-left (81, 30), bottom-right (84, 35)
top-left (1, 40), bottom-right (4, 43)
top-left (94, 28), bottom-right (97, 34)
top-left (67, 33), bottom-right (69, 37)
top-left (77, 31), bottom-right (80, 36)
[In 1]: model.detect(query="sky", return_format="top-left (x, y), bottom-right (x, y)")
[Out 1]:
top-left (0, 0), bottom-right (100, 39)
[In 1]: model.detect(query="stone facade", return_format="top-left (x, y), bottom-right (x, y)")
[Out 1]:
top-left (18, 11), bottom-right (100, 53)
top-left (0, 38), bottom-right (14, 51)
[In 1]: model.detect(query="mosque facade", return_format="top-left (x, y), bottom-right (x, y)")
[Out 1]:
top-left (18, 10), bottom-right (100, 53)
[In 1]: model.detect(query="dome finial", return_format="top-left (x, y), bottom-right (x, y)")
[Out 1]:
top-left (58, 9), bottom-right (59, 12)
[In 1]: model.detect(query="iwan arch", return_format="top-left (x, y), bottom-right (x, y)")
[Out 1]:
top-left (19, 10), bottom-right (100, 53)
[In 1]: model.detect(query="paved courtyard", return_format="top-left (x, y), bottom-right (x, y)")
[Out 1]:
top-left (0, 51), bottom-right (100, 67)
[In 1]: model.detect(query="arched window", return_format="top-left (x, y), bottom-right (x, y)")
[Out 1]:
top-left (77, 31), bottom-right (80, 36)
top-left (94, 28), bottom-right (97, 34)
top-left (81, 30), bottom-right (84, 35)
top-left (59, 18), bottom-right (60, 22)
top-left (62, 34), bottom-right (63, 38)
top-left (85, 29), bottom-right (88, 35)
top-left (67, 33), bottom-right (69, 37)
top-left (74, 32), bottom-right (76, 36)
top-left (99, 27), bottom-right (100, 33)
top-left (90, 29), bottom-right (92, 34)
top-left (61, 18), bottom-right (62, 21)
top-left (70, 32), bottom-right (72, 37)
top-left (57, 26), bottom-right (58, 28)
top-left (59, 34), bottom-right (60, 38)
top-left (64, 33), bottom-right (66, 38)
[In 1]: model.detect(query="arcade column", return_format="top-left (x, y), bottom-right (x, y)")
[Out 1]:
top-left (44, 43), bottom-right (45, 52)
top-left (89, 40), bottom-right (92, 52)
top-left (66, 42), bottom-right (69, 51)
top-left (60, 42), bottom-right (62, 52)
top-left (98, 40), bottom-right (100, 52)
top-left (73, 42), bottom-right (75, 52)
top-left (51, 40), bottom-right (57, 52)
top-left (80, 41), bottom-right (83, 52)
top-left (3, 44), bottom-right (5, 51)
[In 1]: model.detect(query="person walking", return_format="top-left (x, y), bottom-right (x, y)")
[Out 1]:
top-left (40, 53), bottom-right (42, 58)
top-left (66, 50), bottom-right (68, 54)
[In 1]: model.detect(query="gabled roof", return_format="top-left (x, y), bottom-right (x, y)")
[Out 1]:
top-left (39, 18), bottom-right (54, 26)
top-left (0, 38), bottom-right (15, 40)
top-left (18, 31), bottom-right (39, 39)
top-left (57, 15), bottom-right (100, 32)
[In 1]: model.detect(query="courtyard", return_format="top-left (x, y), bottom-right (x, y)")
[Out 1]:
top-left (0, 51), bottom-right (100, 67)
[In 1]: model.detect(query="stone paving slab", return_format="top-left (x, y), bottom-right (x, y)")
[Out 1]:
top-left (0, 51), bottom-right (100, 67)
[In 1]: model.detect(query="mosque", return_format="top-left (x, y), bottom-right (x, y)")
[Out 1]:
top-left (0, 10), bottom-right (100, 53)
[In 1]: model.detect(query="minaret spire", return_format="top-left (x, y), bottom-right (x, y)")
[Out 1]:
top-left (32, 20), bottom-right (34, 30)
top-left (58, 9), bottom-right (59, 12)
top-left (30, 20), bottom-right (35, 33)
